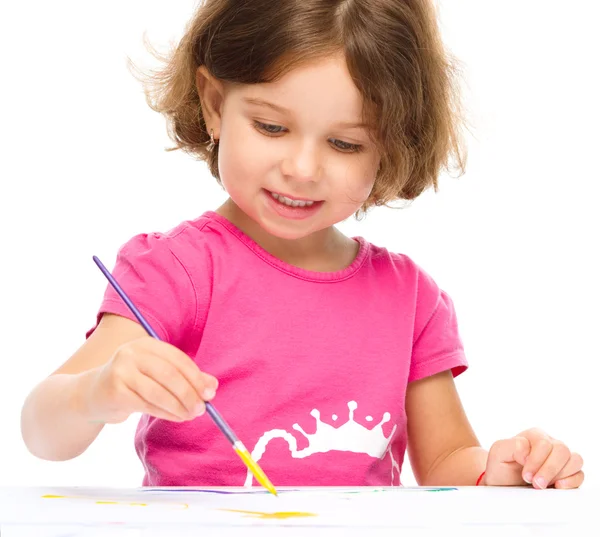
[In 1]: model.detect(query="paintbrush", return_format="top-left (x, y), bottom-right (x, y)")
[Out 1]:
top-left (92, 255), bottom-right (278, 496)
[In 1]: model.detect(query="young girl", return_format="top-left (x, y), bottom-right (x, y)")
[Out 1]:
top-left (21, 0), bottom-right (583, 490)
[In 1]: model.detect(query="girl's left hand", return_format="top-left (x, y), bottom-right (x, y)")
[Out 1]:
top-left (483, 428), bottom-right (584, 489)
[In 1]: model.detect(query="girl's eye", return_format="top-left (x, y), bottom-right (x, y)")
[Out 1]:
top-left (254, 121), bottom-right (286, 135)
top-left (254, 121), bottom-right (362, 153)
top-left (330, 139), bottom-right (363, 153)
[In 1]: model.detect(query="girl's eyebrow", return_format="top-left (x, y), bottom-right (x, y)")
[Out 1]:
top-left (244, 97), bottom-right (288, 114)
top-left (243, 97), bottom-right (369, 129)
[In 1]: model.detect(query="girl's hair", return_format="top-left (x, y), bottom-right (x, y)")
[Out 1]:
top-left (136, 0), bottom-right (469, 213)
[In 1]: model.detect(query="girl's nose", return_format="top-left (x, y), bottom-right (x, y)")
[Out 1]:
top-left (281, 140), bottom-right (322, 182)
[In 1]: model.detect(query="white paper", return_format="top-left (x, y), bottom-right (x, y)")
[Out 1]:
top-left (0, 486), bottom-right (595, 535)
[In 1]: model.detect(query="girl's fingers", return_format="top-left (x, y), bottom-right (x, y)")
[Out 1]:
top-left (484, 436), bottom-right (531, 486)
top-left (551, 452), bottom-right (584, 485)
top-left (128, 370), bottom-right (192, 420)
top-left (143, 401), bottom-right (188, 422)
top-left (137, 357), bottom-right (201, 417)
top-left (152, 340), bottom-right (218, 401)
top-left (119, 382), bottom-right (188, 422)
top-left (489, 436), bottom-right (531, 466)
top-left (136, 394), bottom-right (188, 422)
top-left (554, 470), bottom-right (585, 489)
top-left (528, 440), bottom-right (571, 489)
top-left (490, 429), bottom-right (585, 490)
top-left (520, 434), bottom-right (554, 485)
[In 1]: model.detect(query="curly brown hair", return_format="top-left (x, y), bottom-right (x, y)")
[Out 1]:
top-left (134, 0), bottom-right (469, 213)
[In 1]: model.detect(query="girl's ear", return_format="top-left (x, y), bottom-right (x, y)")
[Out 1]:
top-left (196, 66), bottom-right (225, 138)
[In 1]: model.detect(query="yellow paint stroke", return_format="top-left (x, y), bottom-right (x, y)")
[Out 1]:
top-left (220, 509), bottom-right (316, 520)
top-left (41, 494), bottom-right (186, 509)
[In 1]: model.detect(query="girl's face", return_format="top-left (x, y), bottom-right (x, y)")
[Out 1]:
top-left (199, 55), bottom-right (380, 241)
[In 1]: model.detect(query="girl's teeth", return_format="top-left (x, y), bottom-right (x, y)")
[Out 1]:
top-left (270, 191), bottom-right (315, 207)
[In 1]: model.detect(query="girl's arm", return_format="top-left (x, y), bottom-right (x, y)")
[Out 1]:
top-left (20, 314), bottom-right (148, 461)
top-left (406, 370), bottom-right (584, 488)
top-left (406, 370), bottom-right (487, 486)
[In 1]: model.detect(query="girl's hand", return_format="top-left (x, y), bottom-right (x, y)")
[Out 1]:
top-left (483, 428), bottom-right (584, 489)
top-left (84, 337), bottom-right (218, 424)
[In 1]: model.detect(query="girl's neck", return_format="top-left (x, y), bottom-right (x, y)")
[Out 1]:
top-left (215, 198), bottom-right (359, 273)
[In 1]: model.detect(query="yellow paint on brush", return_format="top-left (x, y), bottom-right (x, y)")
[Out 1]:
top-left (234, 443), bottom-right (278, 496)
top-left (220, 509), bottom-right (316, 520)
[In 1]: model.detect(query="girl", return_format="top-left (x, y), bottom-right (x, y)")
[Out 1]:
top-left (21, 0), bottom-right (583, 489)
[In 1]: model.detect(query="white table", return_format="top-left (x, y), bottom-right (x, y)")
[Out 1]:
top-left (0, 486), bottom-right (596, 536)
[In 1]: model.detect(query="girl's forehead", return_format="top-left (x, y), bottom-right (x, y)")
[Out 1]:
top-left (235, 56), bottom-right (365, 114)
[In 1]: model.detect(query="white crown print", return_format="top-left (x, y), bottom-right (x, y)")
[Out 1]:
top-left (243, 401), bottom-right (398, 487)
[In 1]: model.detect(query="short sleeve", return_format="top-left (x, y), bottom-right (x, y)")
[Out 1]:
top-left (409, 270), bottom-right (468, 383)
top-left (86, 232), bottom-right (196, 347)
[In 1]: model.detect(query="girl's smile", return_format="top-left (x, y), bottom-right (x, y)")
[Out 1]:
top-left (263, 189), bottom-right (325, 220)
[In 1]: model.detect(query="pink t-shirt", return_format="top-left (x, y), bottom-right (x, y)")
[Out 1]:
top-left (87, 211), bottom-right (467, 487)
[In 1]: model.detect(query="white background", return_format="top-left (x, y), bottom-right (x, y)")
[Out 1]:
top-left (1, 1), bottom-right (598, 488)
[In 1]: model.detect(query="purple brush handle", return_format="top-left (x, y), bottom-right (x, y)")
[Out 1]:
top-left (92, 255), bottom-right (238, 445)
